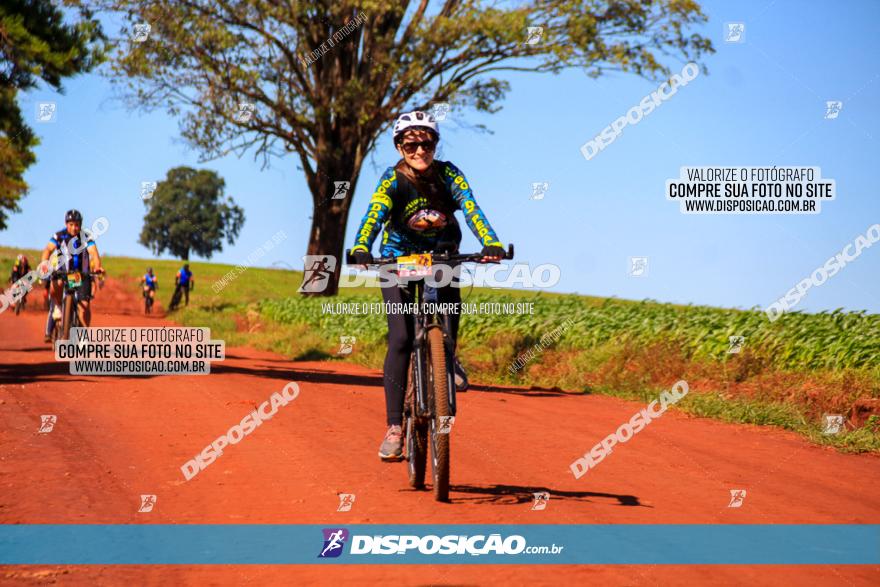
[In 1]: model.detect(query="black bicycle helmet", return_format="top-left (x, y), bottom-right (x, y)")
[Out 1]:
top-left (65, 209), bottom-right (83, 223)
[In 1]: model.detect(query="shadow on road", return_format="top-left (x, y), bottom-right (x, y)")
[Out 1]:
top-left (448, 484), bottom-right (645, 507)
top-left (210, 362), bottom-right (385, 387)
top-left (5, 346), bottom-right (55, 353)
top-left (0, 358), bottom-right (384, 386)
top-left (0, 361), bottom-right (95, 384)
top-left (467, 384), bottom-right (580, 397)
top-left (220, 354), bottom-right (582, 396)
top-left (0, 353), bottom-right (583, 397)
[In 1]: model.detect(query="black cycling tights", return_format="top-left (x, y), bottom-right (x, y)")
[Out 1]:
top-left (381, 282), bottom-right (460, 426)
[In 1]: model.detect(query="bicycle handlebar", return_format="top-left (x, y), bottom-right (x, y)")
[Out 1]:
top-left (345, 244), bottom-right (514, 267)
top-left (52, 268), bottom-right (105, 275)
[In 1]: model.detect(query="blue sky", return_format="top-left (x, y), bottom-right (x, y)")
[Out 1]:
top-left (4, 0), bottom-right (879, 312)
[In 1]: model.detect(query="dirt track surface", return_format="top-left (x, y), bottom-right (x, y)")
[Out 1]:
top-left (1, 279), bottom-right (878, 585)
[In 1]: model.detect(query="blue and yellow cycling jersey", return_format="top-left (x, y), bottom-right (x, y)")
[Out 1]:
top-left (144, 273), bottom-right (157, 288)
top-left (351, 160), bottom-right (503, 257)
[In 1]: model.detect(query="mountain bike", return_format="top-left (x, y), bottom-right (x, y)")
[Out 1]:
top-left (143, 286), bottom-right (155, 314)
top-left (346, 244), bottom-right (514, 501)
top-left (53, 268), bottom-right (103, 340)
top-left (10, 282), bottom-right (27, 315)
top-left (169, 282), bottom-right (191, 311)
top-left (168, 286), bottom-right (183, 311)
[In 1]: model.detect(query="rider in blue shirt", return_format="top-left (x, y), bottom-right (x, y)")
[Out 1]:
top-left (140, 267), bottom-right (158, 305)
top-left (173, 264), bottom-right (194, 307)
top-left (40, 209), bottom-right (104, 341)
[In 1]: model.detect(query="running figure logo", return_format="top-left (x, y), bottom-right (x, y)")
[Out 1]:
top-left (36, 102), bottom-right (57, 123)
top-left (728, 489), bottom-right (746, 508)
top-left (337, 336), bottom-right (356, 356)
top-left (233, 102), bottom-right (255, 123)
top-left (430, 102), bottom-right (450, 121)
top-left (141, 181), bottom-right (157, 201)
top-left (724, 22), bottom-right (745, 43)
top-left (332, 181), bottom-right (350, 200)
top-left (530, 182), bottom-right (549, 200)
top-left (629, 256), bottom-right (648, 277)
top-left (728, 335), bottom-right (745, 354)
top-left (437, 416), bottom-right (455, 435)
top-left (318, 528), bottom-right (350, 558)
top-left (138, 494), bottom-right (157, 513)
top-left (337, 494), bottom-right (355, 512)
top-left (823, 414), bottom-right (845, 435)
top-left (531, 491), bottom-right (550, 511)
top-left (132, 22), bottom-right (151, 43)
top-left (824, 101), bottom-right (843, 120)
top-left (299, 255), bottom-right (338, 293)
top-left (525, 26), bottom-right (543, 45)
top-left (38, 415), bottom-right (57, 434)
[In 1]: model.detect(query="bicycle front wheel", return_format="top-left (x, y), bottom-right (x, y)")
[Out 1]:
top-left (427, 327), bottom-right (450, 502)
top-left (61, 295), bottom-right (74, 340)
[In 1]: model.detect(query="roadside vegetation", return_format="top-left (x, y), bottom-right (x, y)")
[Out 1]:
top-left (3, 245), bottom-right (877, 451)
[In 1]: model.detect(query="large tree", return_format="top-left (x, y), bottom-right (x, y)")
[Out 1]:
top-left (140, 166), bottom-right (245, 261)
top-left (97, 0), bottom-right (713, 294)
top-left (0, 0), bottom-right (104, 229)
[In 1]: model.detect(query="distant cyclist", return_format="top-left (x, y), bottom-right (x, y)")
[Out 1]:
top-left (9, 254), bottom-right (31, 305)
top-left (172, 264), bottom-right (194, 308)
top-left (350, 110), bottom-right (505, 460)
top-left (40, 209), bottom-right (104, 341)
top-left (10, 254), bottom-right (30, 284)
top-left (140, 267), bottom-right (158, 304)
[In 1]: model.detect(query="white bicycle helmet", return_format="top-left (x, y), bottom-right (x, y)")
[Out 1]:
top-left (392, 110), bottom-right (439, 144)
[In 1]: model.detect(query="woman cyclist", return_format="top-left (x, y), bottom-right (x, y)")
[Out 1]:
top-left (350, 110), bottom-right (506, 461)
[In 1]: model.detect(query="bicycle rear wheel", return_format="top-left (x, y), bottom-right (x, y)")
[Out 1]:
top-left (427, 327), bottom-right (450, 502)
top-left (169, 288), bottom-right (182, 311)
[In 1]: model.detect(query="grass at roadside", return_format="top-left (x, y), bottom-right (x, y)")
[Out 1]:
top-left (3, 245), bottom-right (877, 451)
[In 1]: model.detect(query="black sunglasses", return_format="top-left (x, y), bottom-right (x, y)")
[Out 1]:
top-left (400, 140), bottom-right (436, 155)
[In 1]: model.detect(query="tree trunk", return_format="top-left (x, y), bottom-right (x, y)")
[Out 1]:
top-left (301, 156), bottom-right (361, 296)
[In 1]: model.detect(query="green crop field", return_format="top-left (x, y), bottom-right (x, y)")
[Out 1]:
top-left (3, 245), bottom-right (877, 451)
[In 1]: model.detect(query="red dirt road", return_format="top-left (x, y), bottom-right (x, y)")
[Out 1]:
top-left (1, 279), bottom-right (878, 585)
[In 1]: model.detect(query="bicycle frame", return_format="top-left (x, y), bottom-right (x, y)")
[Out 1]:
top-left (52, 268), bottom-right (99, 335)
top-left (408, 278), bottom-right (457, 420)
top-left (347, 244), bottom-right (514, 422)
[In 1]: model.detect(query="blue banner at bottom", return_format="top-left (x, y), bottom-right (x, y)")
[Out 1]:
top-left (0, 525), bottom-right (876, 565)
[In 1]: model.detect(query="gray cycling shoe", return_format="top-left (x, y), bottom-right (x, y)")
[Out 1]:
top-left (453, 357), bottom-right (469, 392)
top-left (378, 425), bottom-right (404, 461)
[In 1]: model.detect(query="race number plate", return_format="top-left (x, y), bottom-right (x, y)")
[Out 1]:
top-left (67, 271), bottom-right (82, 288)
top-left (397, 254), bottom-right (432, 277)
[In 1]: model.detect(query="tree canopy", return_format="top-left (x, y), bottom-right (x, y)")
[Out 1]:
top-left (0, 0), bottom-right (104, 229)
top-left (98, 0), bottom-right (713, 293)
top-left (139, 166), bottom-right (245, 261)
